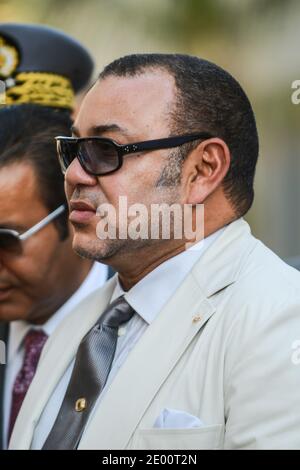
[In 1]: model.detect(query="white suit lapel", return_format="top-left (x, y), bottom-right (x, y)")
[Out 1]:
top-left (9, 276), bottom-right (117, 449)
top-left (79, 218), bottom-right (256, 449)
top-left (79, 273), bottom-right (215, 449)
top-left (11, 218), bottom-right (256, 450)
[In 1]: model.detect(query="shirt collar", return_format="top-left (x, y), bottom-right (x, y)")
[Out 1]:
top-left (111, 227), bottom-right (225, 326)
top-left (43, 261), bottom-right (107, 336)
top-left (8, 262), bottom-right (108, 363)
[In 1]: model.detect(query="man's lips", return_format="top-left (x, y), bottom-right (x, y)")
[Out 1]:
top-left (0, 285), bottom-right (15, 301)
top-left (69, 200), bottom-right (96, 224)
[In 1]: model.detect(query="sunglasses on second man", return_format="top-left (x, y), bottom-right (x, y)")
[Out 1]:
top-left (0, 205), bottom-right (65, 255)
top-left (56, 132), bottom-right (213, 177)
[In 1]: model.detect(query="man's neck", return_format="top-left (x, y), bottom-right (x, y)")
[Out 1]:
top-left (117, 242), bottom-right (186, 291)
top-left (113, 214), bottom-right (237, 291)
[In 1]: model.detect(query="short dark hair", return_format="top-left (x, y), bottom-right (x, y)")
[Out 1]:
top-left (99, 54), bottom-right (259, 216)
top-left (0, 104), bottom-right (72, 239)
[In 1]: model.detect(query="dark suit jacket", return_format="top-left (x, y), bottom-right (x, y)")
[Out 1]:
top-left (0, 322), bottom-right (8, 450)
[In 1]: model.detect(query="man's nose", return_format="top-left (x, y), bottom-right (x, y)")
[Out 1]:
top-left (65, 157), bottom-right (98, 188)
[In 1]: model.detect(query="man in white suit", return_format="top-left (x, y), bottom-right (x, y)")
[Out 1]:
top-left (10, 54), bottom-right (300, 450)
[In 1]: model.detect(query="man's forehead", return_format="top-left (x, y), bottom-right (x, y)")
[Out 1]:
top-left (0, 163), bottom-right (39, 207)
top-left (0, 164), bottom-right (45, 229)
top-left (75, 70), bottom-right (176, 137)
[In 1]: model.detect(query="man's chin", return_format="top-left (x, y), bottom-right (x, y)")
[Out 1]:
top-left (0, 307), bottom-right (30, 322)
top-left (72, 236), bottom-right (119, 262)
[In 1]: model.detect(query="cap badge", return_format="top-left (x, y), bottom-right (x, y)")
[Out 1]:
top-left (0, 36), bottom-right (19, 78)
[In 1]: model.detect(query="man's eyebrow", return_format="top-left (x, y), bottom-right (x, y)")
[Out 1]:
top-left (0, 223), bottom-right (25, 232)
top-left (92, 124), bottom-right (128, 136)
top-left (71, 124), bottom-right (130, 138)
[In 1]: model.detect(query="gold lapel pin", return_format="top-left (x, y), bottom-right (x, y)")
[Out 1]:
top-left (192, 314), bottom-right (202, 323)
top-left (75, 398), bottom-right (87, 412)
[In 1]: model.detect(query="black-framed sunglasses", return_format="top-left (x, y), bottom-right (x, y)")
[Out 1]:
top-left (0, 205), bottom-right (65, 254)
top-left (55, 132), bottom-right (213, 177)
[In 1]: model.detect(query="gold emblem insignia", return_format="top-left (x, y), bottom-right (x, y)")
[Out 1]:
top-left (75, 398), bottom-right (87, 412)
top-left (0, 36), bottom-right (19, 78)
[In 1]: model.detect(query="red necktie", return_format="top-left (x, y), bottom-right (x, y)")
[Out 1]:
top-left (8, 329), bottom-right (48, 442)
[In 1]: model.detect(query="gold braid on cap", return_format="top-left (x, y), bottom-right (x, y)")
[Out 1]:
top-left (5, 72), bottom-right (75, 110)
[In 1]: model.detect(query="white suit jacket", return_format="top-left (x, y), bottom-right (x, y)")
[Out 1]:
top-left (9, 219), bottom-right (300, 449)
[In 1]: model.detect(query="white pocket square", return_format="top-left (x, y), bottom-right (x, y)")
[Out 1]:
top-left (153, 408), bottom-right (204, 429)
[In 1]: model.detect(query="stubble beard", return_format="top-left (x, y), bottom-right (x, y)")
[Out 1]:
top-left (72, 154), bottom-right (183, 263)
top-left (73, 235), bottom-right (157, 263)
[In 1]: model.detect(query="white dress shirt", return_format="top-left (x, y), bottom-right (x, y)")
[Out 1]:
top-left (4, 261), bottom-right (108, 449)
top-left (31, 229), bottom-right (225, 449)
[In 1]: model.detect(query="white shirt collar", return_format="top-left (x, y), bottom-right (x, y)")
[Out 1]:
top-left (112, 227), bottom-right (225, 325)
top-left (7, 262), bottom-right (108, 363)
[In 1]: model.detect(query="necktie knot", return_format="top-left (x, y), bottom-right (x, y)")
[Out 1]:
top-left (24, 329), bottom-right (48, 358)
top-left (100, 295), bottom-right (135, 328)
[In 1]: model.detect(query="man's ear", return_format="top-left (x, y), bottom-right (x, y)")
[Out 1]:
top-left (183, 138), bottom-right (231, 205)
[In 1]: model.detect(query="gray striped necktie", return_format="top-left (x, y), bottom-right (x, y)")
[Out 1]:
top-left (42, 295), bottom-right (135, 450)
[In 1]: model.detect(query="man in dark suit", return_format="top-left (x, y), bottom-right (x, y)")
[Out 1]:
top-left (0, 23), bottom-right (113, 449)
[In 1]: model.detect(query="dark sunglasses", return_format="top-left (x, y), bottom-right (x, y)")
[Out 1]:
top-left (55, 132), bottom-right (213, 176)
top-left (0, 205), bottom-right (65, 254)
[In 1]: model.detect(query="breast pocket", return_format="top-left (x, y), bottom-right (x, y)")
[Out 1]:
top-left (132, 424), bottom-right (224, 450)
